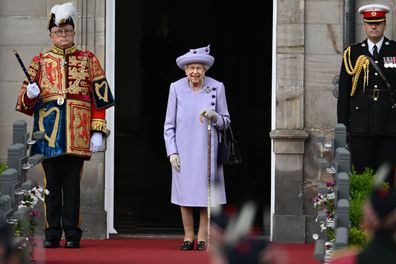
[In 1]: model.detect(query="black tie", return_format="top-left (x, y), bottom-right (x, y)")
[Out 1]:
top-left (373, 45), bottom-right (379, 58)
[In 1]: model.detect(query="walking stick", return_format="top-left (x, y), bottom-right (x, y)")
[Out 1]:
top-left (207, 121), bottom-right (212, 250)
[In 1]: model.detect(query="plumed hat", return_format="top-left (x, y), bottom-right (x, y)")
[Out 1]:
top-left (176, 45), bottom-right (215, 70)
top-left (358, 4), bottom-right (390, 23)
top-left (47, 2), bottom-right (76, 30)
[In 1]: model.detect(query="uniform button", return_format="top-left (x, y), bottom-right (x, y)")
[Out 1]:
top-left (356, 106), bottom-right (359, 109)
top-left (375, 72), bottom-right (378, 76)
top-left (211, 102), bottom-right (215, 106)
top-left (375, 60), bottom-right (379, 64)
top-left (212, 87), bottom-right (216, 91)
top-left (212, 95), bottom-right (216, 98)
top-left (374, 85), bottom-right (378, 88)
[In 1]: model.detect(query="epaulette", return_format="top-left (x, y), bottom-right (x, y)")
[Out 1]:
top-left (350, 41), bottom-right (363, 47)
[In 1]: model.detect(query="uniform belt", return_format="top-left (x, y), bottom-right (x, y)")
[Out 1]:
top-left (363, 89), bottom-right (395, 100)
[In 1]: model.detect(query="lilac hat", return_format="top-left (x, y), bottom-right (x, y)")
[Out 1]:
top-left (176, 45), bottom-right (215, 70)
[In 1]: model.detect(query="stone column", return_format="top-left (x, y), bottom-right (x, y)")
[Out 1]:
top-left (270, 130), bottom-right (308, 242)
top-left (271, 0), bottom-right (307, 242)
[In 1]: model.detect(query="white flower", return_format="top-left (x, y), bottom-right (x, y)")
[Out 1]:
top-left (18, 185), bottom-right (49, 209)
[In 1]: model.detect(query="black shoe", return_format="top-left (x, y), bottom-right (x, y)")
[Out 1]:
top-left (43, 240), bottom-right (60, 248)
top-left (180, 241), bottom-right (194, 251)
top-left (196, 241), bottom-right (207, 251)
top-left (65, 240), bottom-right (80, 248)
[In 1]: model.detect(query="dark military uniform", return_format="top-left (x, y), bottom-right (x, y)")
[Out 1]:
top-left (337, 37), bottom-right (396, 173)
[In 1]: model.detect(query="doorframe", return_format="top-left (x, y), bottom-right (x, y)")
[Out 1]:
top-left (105, 0), bottom-right (117, 237)
top-left (104, 0), bottom-right (277, 239)
top-left (270, 0), bottom-right (277, 241)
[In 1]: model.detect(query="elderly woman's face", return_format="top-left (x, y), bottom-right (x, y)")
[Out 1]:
top-left (185, 63), bottom-right (206, 84)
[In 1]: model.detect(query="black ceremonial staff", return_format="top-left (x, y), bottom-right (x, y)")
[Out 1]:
top-left (13, 50), bottom-right (33, 84)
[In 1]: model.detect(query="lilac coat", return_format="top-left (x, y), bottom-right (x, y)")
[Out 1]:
top-left (164, 76), bottom-right (230, 206)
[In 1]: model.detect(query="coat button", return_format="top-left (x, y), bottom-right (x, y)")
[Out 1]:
top-left (212, 95), bottom-right (216, 98)
top-left (211, 102), bottom-right (215, 106)
top-left (356, 106), bottom-right (359, 109)
top-left (212, 87), bottom-right (216, 91)
top-left (375, 72), bottom-right (378, 76)
top-left (374, 85), bottom-right (378, 88)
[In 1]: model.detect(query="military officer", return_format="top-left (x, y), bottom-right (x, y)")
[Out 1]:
top-left (337, 4), bottom-right (396, 174)
top-left (15, 2), bottom-right (114, 248)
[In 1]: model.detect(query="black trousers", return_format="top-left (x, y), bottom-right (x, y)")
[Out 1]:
top-left (42, 155), bottom-right (84, 241)
top-left (351, 135), bottom-right (396, 176)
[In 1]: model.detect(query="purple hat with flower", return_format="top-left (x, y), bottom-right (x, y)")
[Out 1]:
top-left (176, 45), bottom-right (215, 70)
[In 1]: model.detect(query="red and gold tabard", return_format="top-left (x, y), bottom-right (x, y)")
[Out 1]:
top-left (16, 45), bottom-right (114, 159)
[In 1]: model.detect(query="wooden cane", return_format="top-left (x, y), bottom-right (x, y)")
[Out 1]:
top-left (207, 121), bottom-right (212, 250)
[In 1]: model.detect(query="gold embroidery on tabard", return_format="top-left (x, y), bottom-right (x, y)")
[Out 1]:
top-left (38, 107), bottom-right (60, 148)
top-left (66, 100), bottom-right (91, 156)
top-left (95, 81), bottom-right (109, 102)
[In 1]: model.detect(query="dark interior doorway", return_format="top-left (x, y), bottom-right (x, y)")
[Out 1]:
top-left (114, 0), bottom-right (272, 234)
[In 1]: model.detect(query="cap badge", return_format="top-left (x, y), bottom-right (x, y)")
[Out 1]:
top-left (371, 11), bottom-right (377, 17)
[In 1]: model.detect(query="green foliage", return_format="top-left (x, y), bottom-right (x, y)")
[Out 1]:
top-left (349, 226), bottom-right (368, 247)
top-left (327, 227), bottom-right (335, 241)
top-left (0, 163), bottom-right (7, 174)
top-left (348, 168), bottom-right (374, 247)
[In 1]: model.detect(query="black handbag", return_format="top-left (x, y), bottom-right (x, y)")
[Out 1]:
top-left (217, 116), bottom-right (241, 165)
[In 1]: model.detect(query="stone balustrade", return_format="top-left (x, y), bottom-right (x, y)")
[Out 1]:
top-left (313, 124), bottom-right (350, 263)
top-left (0, 120), bottom-right (44, 257)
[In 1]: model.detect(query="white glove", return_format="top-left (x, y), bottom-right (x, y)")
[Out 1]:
top-left (199, 109), bottom-right (218, 123)
top-left (169, 154), bottom-right (180, 172)
top-left (26, 82), bottom-right (40, 99)
top-left (90, 132), bottom-right (103, 152)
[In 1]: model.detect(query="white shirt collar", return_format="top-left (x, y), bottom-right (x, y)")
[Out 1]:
top-left (367, 37), bottom-right (384, 55)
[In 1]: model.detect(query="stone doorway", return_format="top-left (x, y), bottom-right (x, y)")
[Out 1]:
top-left (114, 0), bottom-right (272, 235)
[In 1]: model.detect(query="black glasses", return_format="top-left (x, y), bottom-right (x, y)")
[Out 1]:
top-left (50, 29), bottom-right (74, 37)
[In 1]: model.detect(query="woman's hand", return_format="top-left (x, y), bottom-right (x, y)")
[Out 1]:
top-left (200, 109), bottom-right (218, 123)
top-left (169, 154), bottom-right (181, 172)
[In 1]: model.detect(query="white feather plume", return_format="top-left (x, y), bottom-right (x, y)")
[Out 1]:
top-left (50, 2), bottom-right (76, 27)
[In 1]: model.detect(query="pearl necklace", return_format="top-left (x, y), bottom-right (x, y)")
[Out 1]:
top-left (189, 77), bottom-right (205, 92)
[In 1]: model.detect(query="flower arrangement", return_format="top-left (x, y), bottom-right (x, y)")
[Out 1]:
top-left (312, 182), bottom-right (336, 262)
top-left (14, 185), bottom-right (49, 263)
top-left (18, 186), bottom-right (49, 210)
top-left (15, 185), bottom-right (49, 236)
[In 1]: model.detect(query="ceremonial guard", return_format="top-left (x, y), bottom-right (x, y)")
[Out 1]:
top-left (15, 2), bottom-right (114, 248)
top-left (337, 4), bottom-right (396, 173)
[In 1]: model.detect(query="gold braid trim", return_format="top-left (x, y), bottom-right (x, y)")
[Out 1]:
top-left (91, 119), bottom-right (107, 134)
top-left (343, 46), bottom-right (370, 96)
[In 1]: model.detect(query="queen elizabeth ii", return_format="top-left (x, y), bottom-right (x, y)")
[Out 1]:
top-left (164, 45), bottom-right (231, 251)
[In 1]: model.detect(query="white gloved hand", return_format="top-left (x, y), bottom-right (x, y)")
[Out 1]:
top-left (26, 82), bottom-right (40, 99)
top-left (199, 109), bottom-right (218, 123)
top-left (90, 132), bottom-right (103, 153)
top-left (169, 154), bottom-right (180, 172)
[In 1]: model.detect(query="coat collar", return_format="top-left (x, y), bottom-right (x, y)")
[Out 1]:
top-left (51, 44), bottom-right (76, 55)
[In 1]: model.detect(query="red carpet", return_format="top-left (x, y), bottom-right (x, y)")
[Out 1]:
top-left (32, 238), bottom-right (319, 264)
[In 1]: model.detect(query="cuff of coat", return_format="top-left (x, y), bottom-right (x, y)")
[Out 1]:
top-left (22, 90), bottom-right (37, 110)
top-left (91, 118), bottom-right (107, 134)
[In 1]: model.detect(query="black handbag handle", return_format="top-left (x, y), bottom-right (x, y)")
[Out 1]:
top-left (219, 115), bottom-right (235, 143)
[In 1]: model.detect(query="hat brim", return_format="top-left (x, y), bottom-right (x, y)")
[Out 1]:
top-left (176, 54), bottom-right (214, 70)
